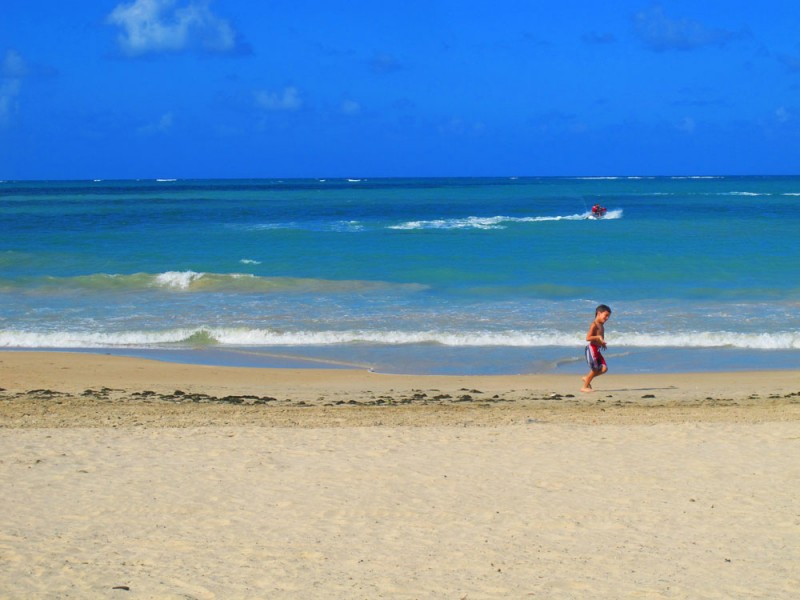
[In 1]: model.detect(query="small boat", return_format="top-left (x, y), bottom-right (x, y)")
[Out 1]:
top-left (590, 204), bottom-right (607, 218)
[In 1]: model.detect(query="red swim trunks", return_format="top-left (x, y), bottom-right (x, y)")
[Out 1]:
top-left (585, 344), bottom-right (606, 371)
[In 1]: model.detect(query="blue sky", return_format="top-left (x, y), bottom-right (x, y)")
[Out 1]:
top-left (2, 1), bottom-right (800, 179)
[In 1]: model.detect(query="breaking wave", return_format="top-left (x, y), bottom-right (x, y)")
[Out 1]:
top-left (0, 272), bottom-right (427, 294)
top-left (1, 328), bottom-right (798, 350)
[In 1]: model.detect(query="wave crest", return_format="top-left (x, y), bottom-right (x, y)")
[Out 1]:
top-left (0, 272), bottom-right (427, 294)
top-left (1, 328), bottom-right (798, 350)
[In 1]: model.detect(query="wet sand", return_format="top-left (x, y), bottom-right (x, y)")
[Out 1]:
top-left (1, 351), bottom-right (799, 427)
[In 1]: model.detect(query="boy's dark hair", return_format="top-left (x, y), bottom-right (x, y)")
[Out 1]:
top-left (595, 304), bottom-right (611, 315)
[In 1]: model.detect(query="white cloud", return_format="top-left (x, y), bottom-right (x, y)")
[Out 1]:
top-left (775, 107), bottom-right (791, 123)
top-left (0, 80), bottom-right (21, 126)
top-left (581, 31), bottom-right (616, 45)
top-left (437, 117), bottom-right (486, 137)
top-left (341, 99), bottom-right (361, 116)
top-left (107, 0), bottom-right (247, 57)
top-left (1, 50), bottom-right (26, 127)
top-left (369, 52), bottom-right (403, 74)
top-left (633, 5), bottom-right (747, 52)
top-left (778, 53), bottom-right (800, 73)
top-left (137, 112), bottom-right (174, 136)
top-left (2, 49), bottom-right (29, 78)
top-left (677, 117), bottom-right (696, 134)
top-left (254, 87), bottom-right (303, 111)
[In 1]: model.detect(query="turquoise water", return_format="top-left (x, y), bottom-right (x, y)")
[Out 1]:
top-left (2, 176), bottom-right (799, 374)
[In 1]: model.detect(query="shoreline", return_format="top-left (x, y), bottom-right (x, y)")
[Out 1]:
top-left (4, 344), bottom-right (800, 376)
top-left (2, 350), bottom-right (799, 427)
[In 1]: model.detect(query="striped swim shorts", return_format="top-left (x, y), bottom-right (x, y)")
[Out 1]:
top-left (585, 344), bottom-right (607, 371)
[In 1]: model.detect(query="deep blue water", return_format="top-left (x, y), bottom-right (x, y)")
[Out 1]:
top-left (1, 176), bottom-right (798, 374)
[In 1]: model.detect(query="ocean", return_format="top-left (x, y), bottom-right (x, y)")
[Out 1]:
top-left (1, 176), bottom-right (798, 375)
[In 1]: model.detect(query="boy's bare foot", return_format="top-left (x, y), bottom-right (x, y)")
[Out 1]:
top-left (580, 386), bottom-right (594, 393)
top-left (581, 376), bottom-right (593, 393)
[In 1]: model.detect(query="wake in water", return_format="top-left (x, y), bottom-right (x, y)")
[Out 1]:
top-left (389, 210), bottom-right (623, 230)
top-left (238, 210), bottom-right (624, 232)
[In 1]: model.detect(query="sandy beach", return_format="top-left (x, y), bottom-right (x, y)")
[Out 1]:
top-left (2, 352), bottom-right (799, 598)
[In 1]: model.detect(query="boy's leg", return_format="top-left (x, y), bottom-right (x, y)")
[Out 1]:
top-left (581, 369), bottom-right (598, 392)
top-left (581, 365), bottom-right (607, 392)
top-left (582, 345), bottom-right (606, 392)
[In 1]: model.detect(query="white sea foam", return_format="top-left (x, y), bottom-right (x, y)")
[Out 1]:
top-left (588, 209), bottom-right (623, 220)
top-left (244, 220), bottom-right (364, 232)
top-left (2, 328), bottom-right (798, 350)
top-left (210, 329), bottom-right (583, 347)
top-left (571, 175), bottom-right (653, 180)
top-left (337, 220), bottom-right (365, 231)
top-left (0, 328), bottom-right (576, 348)
top-left (617, 331), bottom-right (800, 350)
top-left (389, 216), bottom-right (517, 230)
top-left (389, 211), bottom-right (622, 230)
top-left (240, 259), bottom-right (262, 265)
top-left (153, 271), bottom-right (206, 289)
top-left (0, 329), bottom-right (195, 348)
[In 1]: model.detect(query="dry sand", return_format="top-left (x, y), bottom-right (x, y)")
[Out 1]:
top-left (1, 352), bottom-right (799, 598)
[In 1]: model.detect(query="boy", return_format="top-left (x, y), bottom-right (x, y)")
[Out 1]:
top-left (581, 304), bottom-right (611, 393)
